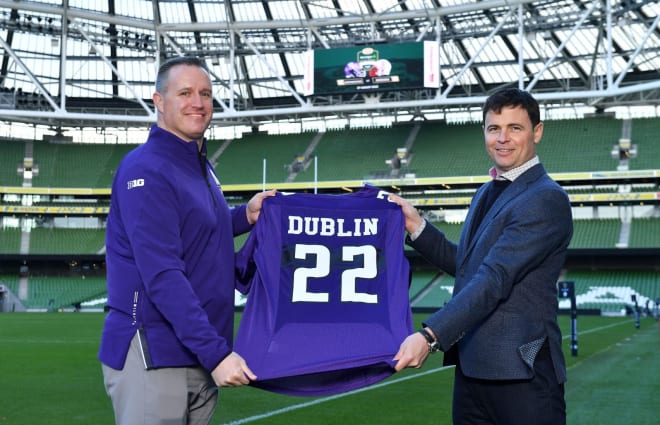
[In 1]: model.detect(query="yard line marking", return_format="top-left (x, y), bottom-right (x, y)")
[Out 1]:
top-left (221, 365), bottom-right (454, 425)
top-left (562, 318), bottom-right (633, 339)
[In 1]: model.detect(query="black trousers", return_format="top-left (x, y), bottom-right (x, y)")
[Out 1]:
top-left (452, 343), bottom-right (565, 425)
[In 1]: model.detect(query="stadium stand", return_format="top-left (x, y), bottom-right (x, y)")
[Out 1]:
top-left (308, 126), bottom-right (414, 181)
top-left (0, 274), bottom-right (19, 294)
top-left (22, 274), bottom-right (107, 311)
top-left (408, 270), bottom-right (440, 301)
top-left (0, 227), bottom-right (21, 254)
top-left (0, 138), bottom-right (26, 187)
top-left (0, 118), bottom-right (658, 313)
top-left (560, 270), bottom-right (660, 314)
top-left (627, 117), bottom-right (660, 170)
top-left (30, 141), bottom-right (136, 188)
top-left (28, 228), bottom-right (106, 255)
top-left (569, 219), bottom-right (622, 249)
top-left (404, 121), bottom-right (488, 178)
top-left (431, 221), bottom-right (464, 242)
top-left (214, 132), bottom-right (316, 184)
top-left (411, 273), bottom-right (455, 309)
top-left (537, 116), bottom-right (624, 172)
top-left (629, 217), bottom-right (660, 248)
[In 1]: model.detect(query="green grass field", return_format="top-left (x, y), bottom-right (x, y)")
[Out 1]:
top-left (0, 313), bottom-right (658, 424)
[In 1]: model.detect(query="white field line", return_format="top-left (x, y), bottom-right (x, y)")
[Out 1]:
top-left (562, 318), bottom-right (633, 339)
top-left (221, 318), bottom-right (635, 425)
top-left (220, 365), bottom-right (453, 425)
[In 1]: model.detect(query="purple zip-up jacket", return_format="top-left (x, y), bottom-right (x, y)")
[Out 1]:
top-left (99, 125), bottom-right (250, 372)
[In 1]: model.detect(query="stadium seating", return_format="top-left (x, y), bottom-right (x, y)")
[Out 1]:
top-left (214, 132), bottom-right (315, 184)
top-left (627, 117), bottom-right (660, 170)
top-left (411, 273), bottom-right (455, 308)
top-left (0, 118), bottom-right (658, 312)
top-left (0, 227), bottom-right (22, 254)
top-left (537, 116), bottom-right (623, 172)
top-left (408, 270), bottom-right (440, 300)
top-left (28, 228), bottom-right (106, 255)
top-left (629, 217), bottom-right (660, 248)
top-left (307, 126), bottom-right (413, 181)
top-left (560, 270), bottom-right (660, 314)
top-left (407, 121), bottom-right (488, 177)
top-left (29, 142), bottom-right (136, 188)
top-left (0, 138), bottom-right (27, 186)
top-left (4, 116), bottom-right (655, 188)
top-left (569, 219), bottom-right (621, 249)
top-left (431, 221), bottom-right (464, 241)
top-left (0, 274), bottom-right (19, 295)
top-left (21, 275), bottom-right (107, 310)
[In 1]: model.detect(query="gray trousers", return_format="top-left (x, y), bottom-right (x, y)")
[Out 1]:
top-left (102, 333), bottom-right (218, 425)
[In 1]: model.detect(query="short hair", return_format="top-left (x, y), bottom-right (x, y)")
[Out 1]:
top-left (155, 56), bottom-right (209, 94)
top-left (482, 88), bottom-right (541, 127)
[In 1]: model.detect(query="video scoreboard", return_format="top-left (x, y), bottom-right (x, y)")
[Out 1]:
top-left (303, 41), bottom-right (440, 96)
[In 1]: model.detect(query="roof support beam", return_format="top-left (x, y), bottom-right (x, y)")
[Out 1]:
top-left (525, 0), bottom-right (598, 92)
top-left (71, 20), bottom-right (155, 118)
top-left (0, 35), bottom-right (60, 111)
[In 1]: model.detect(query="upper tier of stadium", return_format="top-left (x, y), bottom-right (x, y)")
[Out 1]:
top-left (1, 116), bottom-right (658, 189)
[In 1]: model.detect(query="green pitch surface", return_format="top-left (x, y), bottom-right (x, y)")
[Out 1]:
top-left (0, 313), bottom-right (658, 424)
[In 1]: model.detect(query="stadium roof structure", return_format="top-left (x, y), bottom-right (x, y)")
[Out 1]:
top-left (0, 0), bottom-right (658, 134)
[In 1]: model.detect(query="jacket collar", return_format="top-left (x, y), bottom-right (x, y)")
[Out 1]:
top-left (147, 125), bottom-right (207, 157)
top-left (461, 163), bottom-right (546, 257)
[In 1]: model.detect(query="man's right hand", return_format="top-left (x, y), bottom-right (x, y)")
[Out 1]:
top-left (211, 352), bottom-right (257, 387)
top-left (388, 193), bottom-right (425, 235)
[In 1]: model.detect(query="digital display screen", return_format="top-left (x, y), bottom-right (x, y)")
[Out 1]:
top-left (304, 41), bottom-right (439, 96)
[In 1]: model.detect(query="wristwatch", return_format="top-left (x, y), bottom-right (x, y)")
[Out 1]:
top-left (419, 327), bottom-right (440, 353)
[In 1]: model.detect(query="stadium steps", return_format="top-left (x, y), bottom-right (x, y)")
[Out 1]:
top-left (411, 273), bottom-right (455, 308)
top-left (408, 270), bottom-right (440, 301)
top-left (308, 126), bottom-right (413, 181)
top-left (285, 131), bottom-right (325, 182)
top-left (215, 132), bottom-right (317, 184)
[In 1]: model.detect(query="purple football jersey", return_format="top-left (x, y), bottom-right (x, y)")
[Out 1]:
top-left (233, 185), bottom-right (413, 396)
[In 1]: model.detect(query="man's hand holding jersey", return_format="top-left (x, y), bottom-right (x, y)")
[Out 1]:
top-left (212, 352), bottom-right (257, 387)
top-left (393, 327), bottom-right (438, 372)
top-left (246, 189), bottom-right (277, 224)
top-left (387, 193), bottom-right (425, 236)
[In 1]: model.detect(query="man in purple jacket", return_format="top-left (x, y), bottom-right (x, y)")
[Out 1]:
top-left (99, 56), bottom-right (274, 425)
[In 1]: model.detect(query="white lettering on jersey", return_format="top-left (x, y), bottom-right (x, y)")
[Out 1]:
top-left (287, 215), bottom-right (379, 237)
top-left (292, 243), bottom-right (378, 304)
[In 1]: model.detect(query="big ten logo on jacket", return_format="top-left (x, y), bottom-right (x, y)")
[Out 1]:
top-left (234, 185), bottom-right (413, 396)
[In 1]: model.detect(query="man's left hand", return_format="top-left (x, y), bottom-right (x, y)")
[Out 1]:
top-left (246, 189), bottom-right (277, 224)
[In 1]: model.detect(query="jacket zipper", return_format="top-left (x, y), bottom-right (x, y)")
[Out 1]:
top-left (198, 149), bottom-right (218, 209)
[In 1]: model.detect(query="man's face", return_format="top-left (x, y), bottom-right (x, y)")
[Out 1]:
top-left (483, 105), bottom-right (543, 173)
top-left (153, 64), bottom-right (213, 142)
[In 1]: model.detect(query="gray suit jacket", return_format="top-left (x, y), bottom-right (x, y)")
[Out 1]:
top-left (409, 164), bottom-right (572, 383)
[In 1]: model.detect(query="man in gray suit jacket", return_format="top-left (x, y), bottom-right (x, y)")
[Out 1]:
top-left (391, 88), bottom-right (572, 425)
